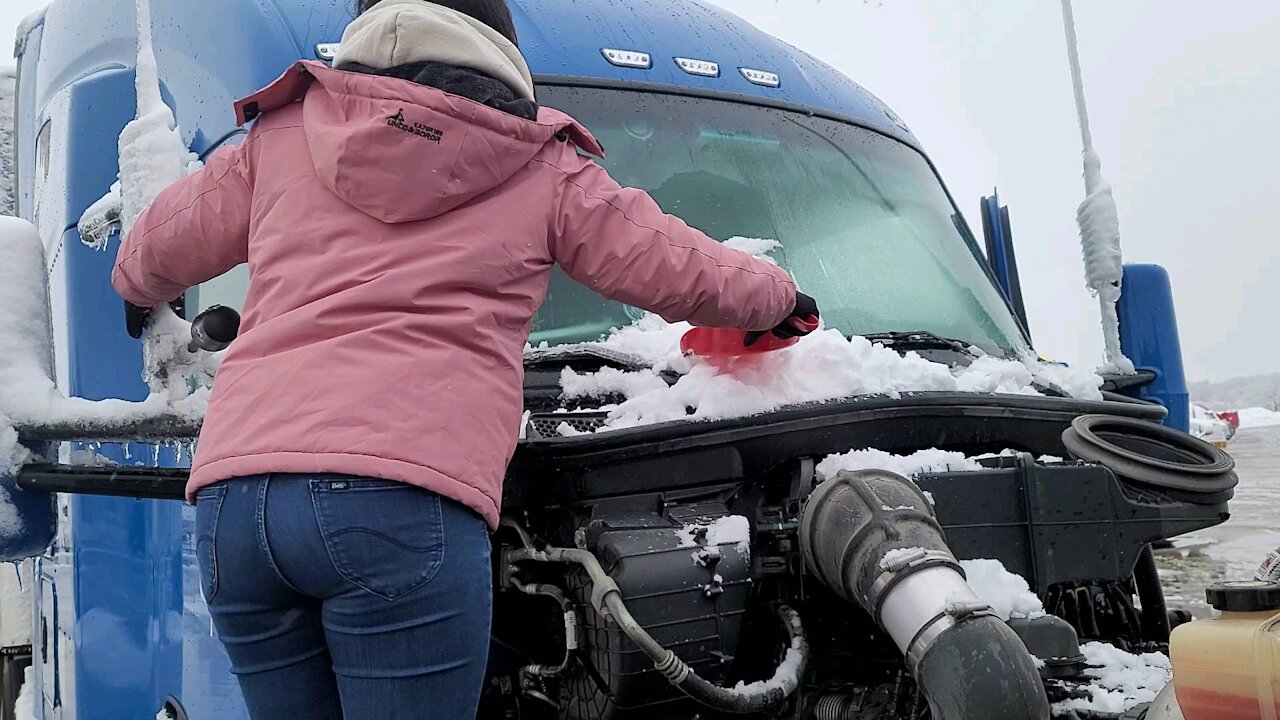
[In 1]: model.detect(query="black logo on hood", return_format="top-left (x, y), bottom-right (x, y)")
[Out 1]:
top-left (387, 109), bottom-right (443, 144)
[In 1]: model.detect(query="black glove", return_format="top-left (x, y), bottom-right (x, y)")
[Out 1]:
top-left (744, 291), bottom-right (820, 347)
top-left (124, 300), bottom-right (152, 339)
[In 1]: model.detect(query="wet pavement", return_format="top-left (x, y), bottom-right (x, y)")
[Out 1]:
top-left (1156, 424), bottom-right (1280, 617)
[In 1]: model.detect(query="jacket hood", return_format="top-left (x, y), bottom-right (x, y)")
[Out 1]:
top-left (234, 62), bottom-right (603, 224)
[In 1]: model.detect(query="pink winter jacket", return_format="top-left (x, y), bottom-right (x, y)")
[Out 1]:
top-left (112, 61), bottom-right (796, 528)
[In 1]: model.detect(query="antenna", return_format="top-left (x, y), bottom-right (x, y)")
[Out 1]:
top-left (1061, 0), bottom-right (1135, 375)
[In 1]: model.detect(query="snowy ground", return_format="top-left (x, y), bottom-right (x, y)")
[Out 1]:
top-left (1156, 423), bottom-right (1280, 616)
top-left (1236, 406), bottom-right (1280, 428)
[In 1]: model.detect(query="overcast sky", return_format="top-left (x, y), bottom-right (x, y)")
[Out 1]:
top-left (704, 0), bottom-right (1280, 383)
top-left (4, 1), bottom-right (1277, 381)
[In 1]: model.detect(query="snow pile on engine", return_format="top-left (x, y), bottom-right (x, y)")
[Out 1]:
top-left (948, 557), bottom-right (1169, 715)
top-left (959, 558), bottom-right (1046, 621)
top-left (816, 448), bottom-right (982, 480)
top-left (557, 314), bottom-right (1104, 431)
top-left (676, 515), bottom-right (751, 554)
top-left (729, 633), bottom-right (805, 699)
top-left (1052, 642), bottom-right (1172, 716)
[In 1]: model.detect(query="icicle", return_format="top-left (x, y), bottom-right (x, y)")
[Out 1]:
top-left (1061, 0), bottom-right (1135, 375)
top-left (152, 443), bottom-right (160, 466)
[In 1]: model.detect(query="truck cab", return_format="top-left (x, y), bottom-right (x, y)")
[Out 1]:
top-left (3, 1), bottom-right (1223, 719)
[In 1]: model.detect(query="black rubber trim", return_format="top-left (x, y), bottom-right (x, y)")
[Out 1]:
top-left (18, 465), bottom-right (188, 500)
top-left (1061, 414), bottom-right (1237, 497)
top-left (522, 392), bottom-right (1167, 454)
top-left (1100, 370), bottom-right (1158, 392)
top-left (1206, 581), bottom-right (1280, 612)
top-left (533, 74), bottom-right (921, 150)
top-left (162, 697), bottom-right (189, 720)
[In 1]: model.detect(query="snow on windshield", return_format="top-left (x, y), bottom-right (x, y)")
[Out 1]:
top-left (556, 311), bottom-right (1104, 432)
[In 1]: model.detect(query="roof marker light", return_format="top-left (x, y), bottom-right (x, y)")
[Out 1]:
top-left (675, 57), bottom-right (720, 77)
top-left (885, 108), bottom-right (911, 133)
top-left (740, 68), bottom-right (781, 88)
top-left (602, 49), bottom-right (652, 69)
top-left (315, 43), bottom-right (340, 62)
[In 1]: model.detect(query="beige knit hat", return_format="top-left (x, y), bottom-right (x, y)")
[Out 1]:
top-left (335, 0), bottom-right (535, 100)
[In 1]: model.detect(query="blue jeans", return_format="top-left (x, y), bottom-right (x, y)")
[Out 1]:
top-left (196, 474), bottom-right (492, 720)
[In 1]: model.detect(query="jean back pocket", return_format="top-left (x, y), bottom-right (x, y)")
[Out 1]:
top-left (309, 478), bottom-right (445, 600)
top-left (195, 485), bottom-right (228, 603)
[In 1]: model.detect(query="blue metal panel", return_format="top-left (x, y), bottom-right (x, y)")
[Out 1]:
top-left (982, 194), bottom-right (1014, 299)
top-left (1116, 264), bottom-right (1190, 433)
top-left (507, 0), bottom-right (916, 145)
top-left (48, 62), bottom-right (194, 714)
top-left (25, 0), bottom-right (916, 166)
top-left (0, 472), bottom-right (56, 561)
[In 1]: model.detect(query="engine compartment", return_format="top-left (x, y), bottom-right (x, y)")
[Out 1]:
top-left (476, 395), bottom-right (1230, 719)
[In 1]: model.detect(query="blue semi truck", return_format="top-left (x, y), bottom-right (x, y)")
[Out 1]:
top-left (0, 1), bottom-right (1236, 718)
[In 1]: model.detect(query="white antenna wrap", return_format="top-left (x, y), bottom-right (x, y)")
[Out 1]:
top-left (1061, 0), bottom-right (1135, 375)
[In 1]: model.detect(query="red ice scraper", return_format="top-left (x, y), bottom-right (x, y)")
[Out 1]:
top-left (680, 315), bottom-right (819, 358)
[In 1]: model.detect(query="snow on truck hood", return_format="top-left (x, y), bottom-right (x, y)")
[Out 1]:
top-left (546, 311), bottom-right (1106, 433)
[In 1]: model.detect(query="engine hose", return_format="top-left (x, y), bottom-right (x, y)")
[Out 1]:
top-left (510, 580), bottom-right (576, 678)
top-left (505, 545), bottom-right (808, 713)
top-left (813, 693), bottom-right (861, 719)
top-left (800, 470), bottom-right (1050, 720)
top-left (1133, 544), bottom-right (1171, 643)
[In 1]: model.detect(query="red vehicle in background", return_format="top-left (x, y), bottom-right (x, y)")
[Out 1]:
top-left (1190, 404), bottom-right (1236, 448)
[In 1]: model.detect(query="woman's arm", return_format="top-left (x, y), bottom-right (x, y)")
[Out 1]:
top-left (545, 153), bottom-right (796, 331)
top-left (111, 144), bottom-right (253, 307)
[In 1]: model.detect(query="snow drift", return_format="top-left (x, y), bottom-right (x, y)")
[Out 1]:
top-left (1237, 406), bottom-right (1280, 429)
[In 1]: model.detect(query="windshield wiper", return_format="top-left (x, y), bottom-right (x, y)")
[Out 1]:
top-left (861, 330), bottom-right (982, 356)
top-left (523, 345), bottom-right (651, 371)
top-left (864, 331), bottom-right (1074, 397)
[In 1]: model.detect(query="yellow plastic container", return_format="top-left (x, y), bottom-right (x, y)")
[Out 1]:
top-left (1170, 581), bottom-right (1280, 720)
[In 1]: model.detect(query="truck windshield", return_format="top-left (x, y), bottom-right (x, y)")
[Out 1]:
top-left (196, 85), bottom-right (1029, 355)
top-left (531, 85), bottom-right (1028, 354)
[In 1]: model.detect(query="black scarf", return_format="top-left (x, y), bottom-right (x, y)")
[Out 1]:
top-left (339, 61), bottom-right (539, 121)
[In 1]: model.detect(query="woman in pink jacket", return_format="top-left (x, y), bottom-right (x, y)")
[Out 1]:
top-left (113, 1), bottom-right (817, 717)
